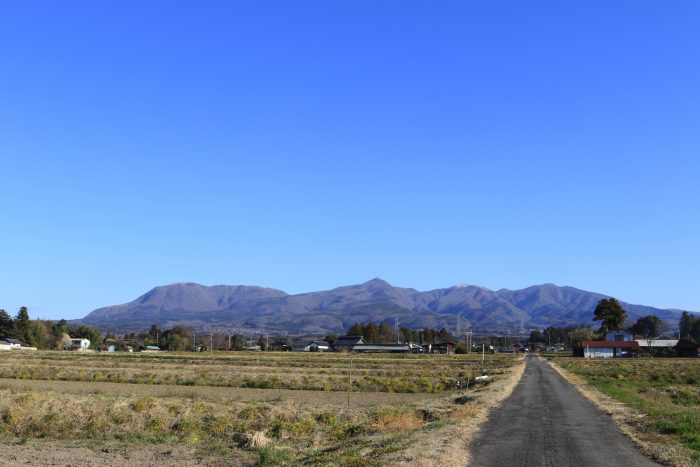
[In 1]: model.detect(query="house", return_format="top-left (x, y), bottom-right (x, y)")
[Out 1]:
top-left (97, 344), bottom-right (116, 352)
top-left (352, 343), bottom-right (411, 353)
top-left (70, 338), bottom-right (90, 351)
top-left (0, 338), bottom-right (22, 351)
top-left (422, 341), bottom-right (456, 354)
top-left (333, 336), bottom-right (365, 352)
top-left (307, 341), bottom-right (330, 352)
top-left (581, 340), bottom-right (639, 358)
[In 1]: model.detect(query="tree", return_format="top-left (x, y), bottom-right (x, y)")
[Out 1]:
top-left (148, 324), bottom-right (161, 343)
top-left (593, 298), bottom-right (627, 332)
top-left (323, 334), bottom-right (337, 344)
top-left (678, 311), bottom-right (697, 338)
top-left (630, 315), bottom-right (663, 339)
top-left (691, 319), bottom-right (700, 342)
top-left (0, 310), bottom-right (13, 336)
top-left (13, 306), bottom-right (31, 341)
top-left (26, 322), bottom-right (46, 349)
top-left (568, 327), bottom-right (595, 348)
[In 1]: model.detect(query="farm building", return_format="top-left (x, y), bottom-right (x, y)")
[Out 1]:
top-left (70, 338), bottom-right (91, 351)
top-left (0, 339), bottom-right (22, 351)
top-left (581, 340), bottom-right (639, 358)
top-left (97, 344), bottom-right (116, 352)
top-left (635, 339), bottom-right (679, 353)
top-left (306, 341), bottom-right (330, 352)
top-left (422, 341), bottom-right (456, 354)
top-left (333, 336), bottom-right (365, 352)
top-left (352, 343), bottom-right (411, 353)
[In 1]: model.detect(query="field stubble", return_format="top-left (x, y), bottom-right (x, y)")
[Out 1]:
top-left (0, 350), bottom-right (521, 466)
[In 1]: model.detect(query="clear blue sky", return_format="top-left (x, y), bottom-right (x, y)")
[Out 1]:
top-left (1, 1), bottom-right (698, 320)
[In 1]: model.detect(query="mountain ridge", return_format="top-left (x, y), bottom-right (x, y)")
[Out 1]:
top-left (80, 279), bottom-right (692, 334)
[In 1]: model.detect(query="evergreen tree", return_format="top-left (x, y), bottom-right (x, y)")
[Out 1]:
top-left (678, 311), bottom-right (697, 338)
top-left (13, 306), bottom-right (30, 341)
top-left (0, 310), bottom-right (13, 336)
top-left (593, 298), bottom-right (627, 332)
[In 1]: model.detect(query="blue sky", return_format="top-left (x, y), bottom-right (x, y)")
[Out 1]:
top-left (1, 1), bottom-right (698, 320)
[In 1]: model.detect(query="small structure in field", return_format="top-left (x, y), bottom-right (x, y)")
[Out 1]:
top-left (70, 338), bottom-right (91, 351)
top-left (97, 344), bottom-right (116, 352)
top-left (333, 336), bottom-right (365, 352)
top-left (140, 345), bottom-right (161, 352)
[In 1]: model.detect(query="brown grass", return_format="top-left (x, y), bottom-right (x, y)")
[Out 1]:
top-left (0, 351), bottom-right (522, 465)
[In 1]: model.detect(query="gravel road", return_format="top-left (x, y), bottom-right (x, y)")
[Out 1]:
top-left (469, 355), bottom-right (659, 467)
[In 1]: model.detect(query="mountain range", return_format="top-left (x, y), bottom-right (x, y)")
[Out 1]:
top-left (80, 279), bottom-right (689, 335)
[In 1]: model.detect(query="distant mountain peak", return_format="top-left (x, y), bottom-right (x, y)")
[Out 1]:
top-left (81, 281), bottom-right (689, 335)
top-left (453, 283), bottom-right (492, 291)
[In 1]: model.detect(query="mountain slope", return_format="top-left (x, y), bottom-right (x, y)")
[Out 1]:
top-left (81, 279), bottom-right (691, 334)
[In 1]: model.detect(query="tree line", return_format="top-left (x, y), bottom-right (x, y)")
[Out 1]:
top-left (340, 322), bottom-right (453, 344)
top-left (0, 307), bottom-right (102, 349)
top-left (530, 298), bottom-right (700, 349)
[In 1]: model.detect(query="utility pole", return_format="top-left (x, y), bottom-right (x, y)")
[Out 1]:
top-left (210, 334), bottom-right (213, 352)
top-left (347, 357), bottom-right (352, 409)
top-left (395, 316), bottom-right (400, 343)
top-left (481, 343), bottom-right (485, 373)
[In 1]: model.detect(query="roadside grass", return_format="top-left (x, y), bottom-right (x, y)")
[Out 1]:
top-left (555, 358), bottom-right (700, 465)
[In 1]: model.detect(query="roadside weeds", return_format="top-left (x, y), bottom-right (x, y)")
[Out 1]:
top-left (382, 356), bottom-right (526, 466)
top-left (546, 358), bottom-right (696, 467)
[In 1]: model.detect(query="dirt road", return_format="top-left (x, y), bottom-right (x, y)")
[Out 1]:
top-left (469, 355), bottom-right (659, 467)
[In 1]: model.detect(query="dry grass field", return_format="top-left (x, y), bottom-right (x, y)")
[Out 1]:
top-left (0, 350), bottom-right (521, 466)
top-left (0, 351), bottom-right (511, 393)
top-left (551, 357), bottom-right (700, 466)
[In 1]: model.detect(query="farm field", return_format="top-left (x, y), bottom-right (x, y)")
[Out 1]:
top-left (0, 351), bottom-right (521, 465)
top-left (553, 357), bottom-right (700, 466)
top-left (0, 351), bottom-right (513, 393)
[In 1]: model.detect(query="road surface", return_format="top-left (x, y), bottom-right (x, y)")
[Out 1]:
top-left (469, 355), bottom-right (659, 467)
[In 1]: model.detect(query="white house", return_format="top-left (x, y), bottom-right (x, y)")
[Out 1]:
top-left (582, 331), bottom-right (640, 358)
top-left (70, 338), bottom-right (91, 350)
top-left (0, 339), bottom-right (21, 351)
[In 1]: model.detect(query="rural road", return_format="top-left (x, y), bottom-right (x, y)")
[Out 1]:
top-left (469, 355), bottom-right (659, 467)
